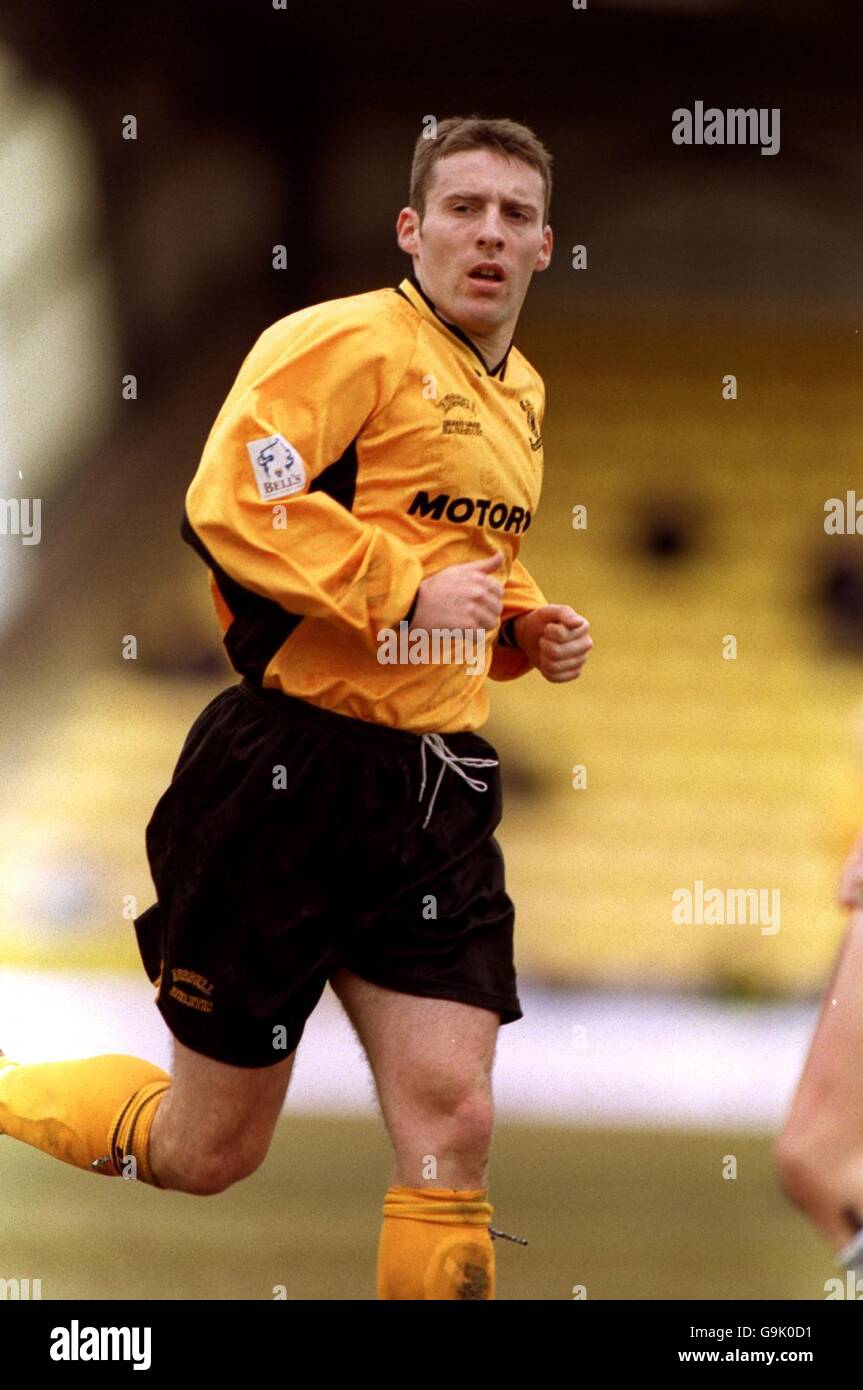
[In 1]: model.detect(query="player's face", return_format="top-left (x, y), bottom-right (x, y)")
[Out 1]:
top-left (400, 150), bottom-right (552, 342)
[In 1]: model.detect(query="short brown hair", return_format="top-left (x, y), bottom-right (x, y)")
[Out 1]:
top-left (409, 115), bottom-right (552, 224)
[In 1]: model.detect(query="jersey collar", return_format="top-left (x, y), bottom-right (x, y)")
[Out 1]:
top-left (395, 271), bottom-right (512, 380)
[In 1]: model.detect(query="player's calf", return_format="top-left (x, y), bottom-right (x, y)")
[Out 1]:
top-left (0, 1039), bottom-right (294, 1196)
top-left (0, 1053), bottom-right (170, 1183)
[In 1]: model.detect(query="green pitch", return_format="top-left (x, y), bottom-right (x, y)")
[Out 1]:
top-left (0, 1118), bottom-right (833, 1300)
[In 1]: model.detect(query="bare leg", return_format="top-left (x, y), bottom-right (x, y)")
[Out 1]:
top-left (329, 968), bottom-right (498, 1189)
top-left (776, 909), bottom-right (863, 1250)
top-left (148, 1038), bottom-right (296, 1194)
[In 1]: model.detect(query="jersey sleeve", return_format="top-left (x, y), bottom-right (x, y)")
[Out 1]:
top-left (184, 303), bottom-right (424, 652)
top-left (488, 556), bottom-right (547, 682)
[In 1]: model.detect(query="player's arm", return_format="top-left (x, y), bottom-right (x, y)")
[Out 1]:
top-left (486, 556), bottom-right (547, 681)
top-left (489, 557), bottom-right (593, 684)
top-left (184, 311), bottom-right (424, 652)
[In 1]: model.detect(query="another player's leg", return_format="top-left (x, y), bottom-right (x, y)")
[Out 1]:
top-left (0, 1037), bottom-right (295, 1194)
top-left (775, 908), bottom-right (863, 1263)
top-left (330, 967), bottom-right (498, 1300)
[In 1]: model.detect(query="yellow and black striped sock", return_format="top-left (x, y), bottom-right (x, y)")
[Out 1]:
top-left (0, 1055), bottom-right (170, 1185)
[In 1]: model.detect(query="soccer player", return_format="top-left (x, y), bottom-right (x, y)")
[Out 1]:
top-left (776, 828), bottom-right (863, 1278)
top-left (0, 115), bottom-right (593, 1300)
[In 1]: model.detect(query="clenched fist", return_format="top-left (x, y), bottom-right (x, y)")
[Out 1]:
top-left (411, 552), bottom-right (504, 633)
top-left (512, 605), bottom-right (593, 683)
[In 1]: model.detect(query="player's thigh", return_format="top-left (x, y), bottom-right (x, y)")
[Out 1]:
top-left (162, 1035), bottom-right (296, 1160)
top-left (782, 910), bottom-right (863, 1146)
top-left (329, 968), bottom-right (499, 1122)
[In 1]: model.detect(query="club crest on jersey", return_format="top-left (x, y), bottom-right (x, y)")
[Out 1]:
top-left (519, 398), bottom-right (542, 452)
top-left (435, 392), bottom-right (482, 436)
top-left (246, 435), bottom-right (307, 499)
top-left (435, 393), bottom-right (477, 415)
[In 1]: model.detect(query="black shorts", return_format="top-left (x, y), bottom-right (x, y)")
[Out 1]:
top-left (134, 679), bottom-right (521, 1068)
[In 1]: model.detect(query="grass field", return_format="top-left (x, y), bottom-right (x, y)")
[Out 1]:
top-left (0, 1116), bottom-right (834, 1301)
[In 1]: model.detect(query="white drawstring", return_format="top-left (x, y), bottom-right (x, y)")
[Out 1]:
top-left (418, 733), bottom-right (499, 830)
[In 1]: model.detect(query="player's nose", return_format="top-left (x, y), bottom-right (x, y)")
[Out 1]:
top-left (476, 213), bottom-right (505, 246)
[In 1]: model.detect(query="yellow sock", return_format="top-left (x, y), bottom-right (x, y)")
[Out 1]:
top-left (0, 1055), bottom-right (170, 1185)
top-left (377, 1185), bottom-right (495, 1300)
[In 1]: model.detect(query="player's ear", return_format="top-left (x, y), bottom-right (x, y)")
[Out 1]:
top-left (534, 224), bottom-right (553, 272)
top-left (396, 207), bottom-right (420, 255)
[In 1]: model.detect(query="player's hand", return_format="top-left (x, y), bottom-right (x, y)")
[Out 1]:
top-left (838, 827), bottom-right (863, 911)
top-left (411, 552), bottom-right (504, 633)
top-left (513, 605), bottom-right (593, 683)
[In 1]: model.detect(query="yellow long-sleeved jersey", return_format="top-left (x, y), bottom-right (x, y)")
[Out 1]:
top-left (182, 272), bottom-right (548, 734)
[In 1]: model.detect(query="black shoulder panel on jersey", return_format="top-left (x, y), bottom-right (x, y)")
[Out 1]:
top-left (181, 440), bottom-right (360, 686)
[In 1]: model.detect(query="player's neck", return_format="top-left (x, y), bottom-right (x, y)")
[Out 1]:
top-left (410, 269), bottom-right (513, 374)
top-left (462, 323), bottom-right (512, 374)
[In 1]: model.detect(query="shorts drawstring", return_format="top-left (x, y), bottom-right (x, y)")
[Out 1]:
top-left (418, 733), bottom-right (499, 830)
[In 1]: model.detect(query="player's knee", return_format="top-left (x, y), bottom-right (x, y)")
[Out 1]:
top-left (418, 1080), bottom-right (495, 1158)
top-left (449, 1093), bottom-right (494, 1163)
top-left (164, 1134), bottom-right (268, 1195)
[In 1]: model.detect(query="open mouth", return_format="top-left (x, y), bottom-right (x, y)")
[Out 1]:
top-left (468, 264), bottom-right (505, 284)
